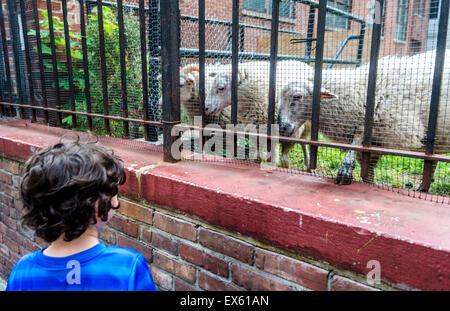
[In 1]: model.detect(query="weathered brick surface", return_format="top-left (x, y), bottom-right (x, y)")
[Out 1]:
top-left (255, 248), bottom-right (329, 291)
top-left (154, 251), bottom-right (197, 284)
top-left (198, 272), bottom-right (241, 291)
top-left (153, 212), bottom-right (197, 242)
top-left (199, 228), bottom-right (254, 265)
top-left (180, 243), bottom-right (229, 278)
top-left (231, 264), bottom-right (292, 291)
top-left (174, 279), bottom-right (198, 291)
top-left (108, 214), bottom-right (139, 238)
top-left (119, 200), bottom-right (153, 224)
top-left (151, 266), bottom-right (174, 291)
top-left (151, 231), bottom-right (179, 256)
top-left (330, 275), bottom-right (379, 291)
top-left (117, 234), bottom-right (153, 262)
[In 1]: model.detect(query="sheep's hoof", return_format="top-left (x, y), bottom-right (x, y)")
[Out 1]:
top-left (335, 166), bottom-right (354, 185)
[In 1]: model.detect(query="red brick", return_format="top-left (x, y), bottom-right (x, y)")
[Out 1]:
top-left (151, 231), bottom-right (179, 256)
top-left (0, 214), bottom-right (16, 230)
top-left (154, 251), bottom-right (196, 284)
top-left (153, 212), bottom-right (197, 242)
top-left (1, 159), bottom-right (22, 175)
top-left (151, 266), bottom-right (173, 290)
top-left (175, 279), bottom-right (198, 291)
top-left (117, 234), bottom-right (153, 262)
top-left (118, 199), bottom-right (153, 224)
top-left (2, 184), bottom-right (20, 200)
top-left (4, 236), bottom-right (20, 254)
top-left (198, 272), bottom-right (241, 291)
top-left (199, 229), bottom-right (253, 265)
top-left (232, 264), bottom-right (293, 291)
top-left (0, 171), bottom-right (12, 184)
top-left (180, 243), bottom-right (228, 278)
top-left (330, 275), bottom-right (379, 291)
top-left (108, 215), bottom-right (138, 238)
top-left (255, 248), bottom-right (329, 291)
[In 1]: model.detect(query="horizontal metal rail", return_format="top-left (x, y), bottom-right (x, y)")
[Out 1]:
top-left (2, 101), bottom-right (448, 164)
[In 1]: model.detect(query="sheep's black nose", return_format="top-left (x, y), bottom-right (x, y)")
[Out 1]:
top-left (279, 122), bottom-right (292, 137)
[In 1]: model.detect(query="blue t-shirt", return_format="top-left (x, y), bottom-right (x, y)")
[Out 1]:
top-left (6, 243), bottom-right (158, 291)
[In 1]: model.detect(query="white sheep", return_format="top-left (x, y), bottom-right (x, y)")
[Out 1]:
top-left (277, 51), bottom-right (449, 191)
top-left (204, 60), bottom-right (314, 168)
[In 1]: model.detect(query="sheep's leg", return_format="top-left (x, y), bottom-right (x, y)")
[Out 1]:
top-left (356, 152), bottom-right (381, 184)
top-left (280, 123), bottom-right (311, 172)
top-left (417, 161), bottom-right (437, 192)
top-left (280, 141), bottom-right (294, 168)
top-left (335, 135), bottom-right (363, 185)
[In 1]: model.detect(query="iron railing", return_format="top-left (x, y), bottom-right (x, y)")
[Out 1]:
top-left (0, 0), bottom-right (448, 199)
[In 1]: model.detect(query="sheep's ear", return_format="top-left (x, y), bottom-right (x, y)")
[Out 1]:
top-left (185, 73), bottom-right (196, 86)
top-left (321, 88), bottom-right (338, 100)
top-left (209, 72), bottom-right (218, 77)
top-left (183, 64), bottom-right (200, 74)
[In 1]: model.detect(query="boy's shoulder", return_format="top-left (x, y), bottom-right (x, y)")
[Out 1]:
top-left (102, 245), bottom-right (146, 262)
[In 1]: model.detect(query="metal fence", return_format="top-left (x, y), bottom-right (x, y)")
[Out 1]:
top-left (0, 0), bottom-right (448, 202)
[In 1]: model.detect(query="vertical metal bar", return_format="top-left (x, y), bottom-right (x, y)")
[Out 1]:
top-left (19, 0), bottom-right (36, 122)
top-left (0, 0), bottom-right (14, 116)
top-left (139, 0), bottom-right (149, 141)
top-left (97, 0), bottom-right (110, 134)
top-left (46, 0), bottom-right (62, 125)
top-left (309, 0), bottom-right (327, 170)
top-left (79, 0), bottom-right (92, 130)
top-left (32, 0), bottom-right (48, 123)
top-left (361, 0), bottom-right (384, 180)
top-left (267, 0), bottom-right (280, 151)
top-left (422, 0), bottom-right (449, 191)
top-left (160, 0), bottom-right (180, 162)
top-left (7, 0), bottom-right (25, 119)
top-left (117, 0), bottom-right (129, 138)
top-left (305, 6), bottom-right (315, 64)
top-left (62, 0), bottom-right (77, 128)
top-left (198, 0), bottom-right (206, 128)
top-left (239, 24), bottom-right (245, 53)
top-left (231, 0), bottom-right (239, 125)
top-left (148, 0), bottom-right (160, 141)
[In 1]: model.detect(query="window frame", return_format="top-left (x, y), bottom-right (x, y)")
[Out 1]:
top-left (395, 0), bottom-right (409, 43)
top-left (242, 0), bottom-right (296, 24)
top-left (324, 0), bottom-right (352, 31)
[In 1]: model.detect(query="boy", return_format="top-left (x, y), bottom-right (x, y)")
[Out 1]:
top-left (6, 140), bottom-right (157, 291)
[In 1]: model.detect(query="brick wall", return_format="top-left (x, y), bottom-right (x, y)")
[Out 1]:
top-left (0, 153), bottom-right (383, 291)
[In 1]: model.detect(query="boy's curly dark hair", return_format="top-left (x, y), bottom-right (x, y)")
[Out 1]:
top-left (20, 140), bottom-right (126, 243)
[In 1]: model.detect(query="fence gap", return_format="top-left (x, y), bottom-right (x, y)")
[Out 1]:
top-left (139, 0), bottom-right (149, 141)
top-left (0, 0), bottom-right (14, 116)
top-left (117, 0), bottom-right (129, 139)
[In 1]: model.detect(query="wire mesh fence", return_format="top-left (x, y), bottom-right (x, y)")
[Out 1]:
top-left (0, 0), bottom-right (448, 202)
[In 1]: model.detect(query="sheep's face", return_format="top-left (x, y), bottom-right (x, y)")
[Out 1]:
top-left (205, 71), bottom-right (233, 115)
top-left (278, 81), bottom-right (337, 137)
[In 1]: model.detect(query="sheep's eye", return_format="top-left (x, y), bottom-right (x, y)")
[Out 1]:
top-left (290, 102), bottom-right (296, 108)
top-left (292, 94), bottom-right (302, 101)
top-left (217, 86), bottom-right (225, 92)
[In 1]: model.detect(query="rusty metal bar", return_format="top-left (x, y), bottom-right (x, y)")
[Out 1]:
top-left (231, 0), bottom-right (239, 126)
top-left (0, 0), bottom-right (13, 116)
top-left (267, 0), bottom-right (280, 155)
top-left (361, 0), bottom-right (384, 180)
top-left (198, 0), bottom-right (206, 132)
top-left (19, 0), bottom-right (36, 122)
top-left (422, 0), bottom-right (449, 192)
top-left (32, 0), bottom-right (48, 124)
top-left (160, 0), bottom-right (181, 162)
top-left (79, 0), bottom-right (92, 130)
top-left (117, 0), bottom-right (129, 138)
top-left (1, 101), bottom-right (450, 165)
top-left (62, 0), bottom-right (77, 128)
top-left (309, 0), bottom-right (327, 170)
top-left (148, 0), bottom-right (160, 142)
top-left (139, 0), bottom-right (149, 141)
top-left (97, 0), bottom-right (110, 134)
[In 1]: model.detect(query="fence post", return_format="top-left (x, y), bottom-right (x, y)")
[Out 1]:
top-left (361, 0), bottom-right (384, 181)
top-left (421, 0), bottom-right (449, 192)
top-left (267, 0), bottom-right (280, 156)
top-left (79, 0), bottom-right (92, 130)
top-left (198, 0), bottom-right (206, 146)
top-left (148, 0), bottom-right (160, 142)
top-left (160, 0), bottom-right (181, 163)
top-left (117, 0), bottom-right (129, 138)
top-left (309, 0), bottom-right (328, 171)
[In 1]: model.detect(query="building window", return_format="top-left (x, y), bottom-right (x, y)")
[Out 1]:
top-left (395, 0), bottom-right (409, 42)
top-left (243, 0), bottom-right (295, 19)
top-left (414, 0), bottom-right (426, 17)
top-left (325, 0), bottom-right (351, 30)
top-left (429, 0), bottom-right (440, 19)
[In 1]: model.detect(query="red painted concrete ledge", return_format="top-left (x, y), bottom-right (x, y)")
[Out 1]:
top-left (0, 120), bottom-right (449, 290)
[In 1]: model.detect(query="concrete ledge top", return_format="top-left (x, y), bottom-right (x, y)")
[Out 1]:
top-left (0, 120), bottom-right (449, 290)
